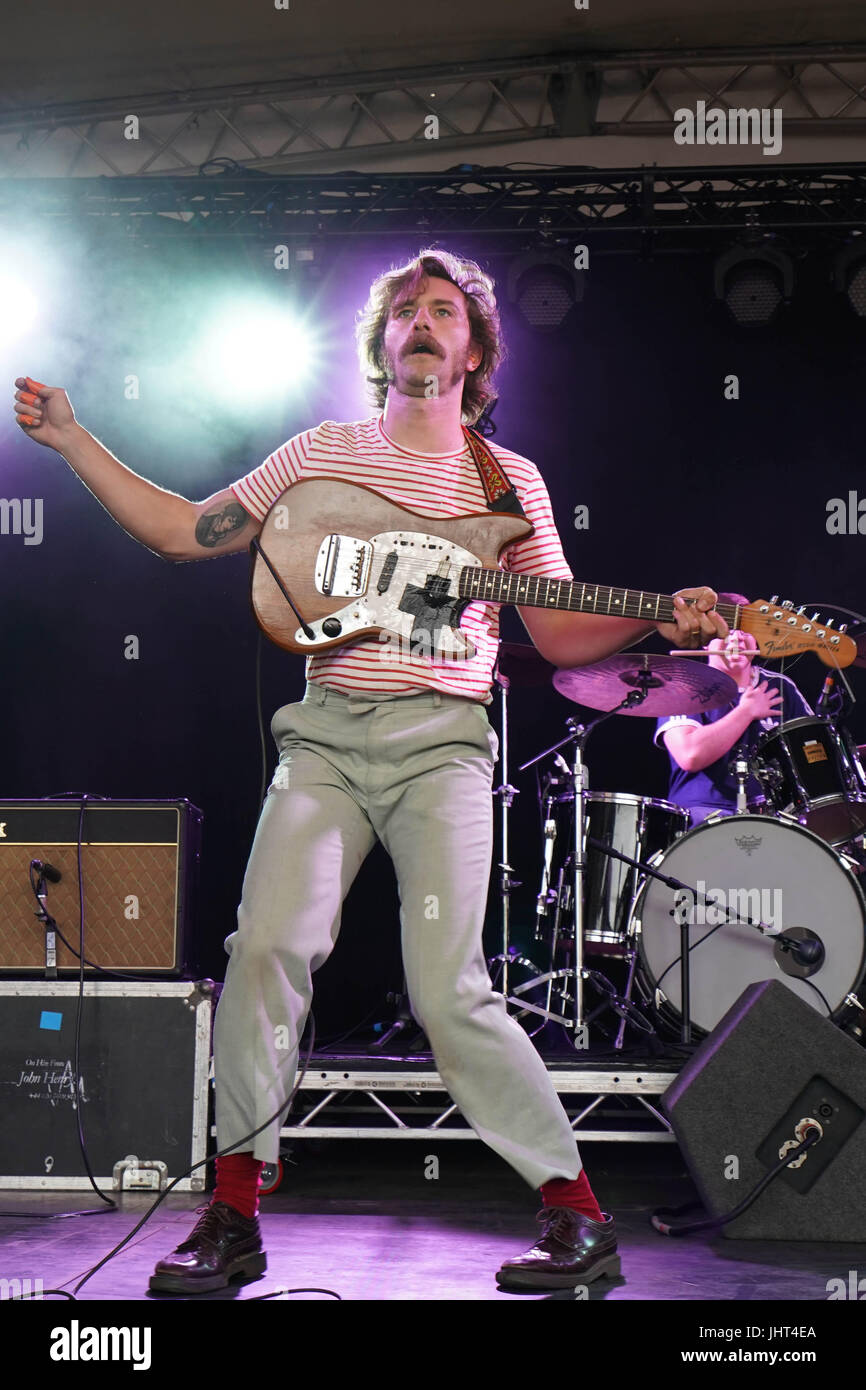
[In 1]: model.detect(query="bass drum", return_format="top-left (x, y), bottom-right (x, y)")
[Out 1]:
top-left (632, 813), bottom-right (866, 1037)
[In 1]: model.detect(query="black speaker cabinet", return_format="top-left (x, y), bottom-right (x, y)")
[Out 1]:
top-left (663, 980), bottom-right (866, 1240)
top-left (0, 800), bottom-right (202, 977)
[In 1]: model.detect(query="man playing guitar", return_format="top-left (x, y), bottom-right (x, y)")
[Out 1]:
top-left (14, 249), bottom-right (725, 1294)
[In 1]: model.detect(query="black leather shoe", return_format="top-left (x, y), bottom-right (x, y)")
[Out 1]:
top-left (496, 1207), bottom-right (620, 1290)
top-left (149, 1201), bottom-right (267, 1294)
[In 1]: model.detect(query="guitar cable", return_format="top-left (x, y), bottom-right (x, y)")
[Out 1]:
top-left (651, 1126), bottom-right (822, 1236)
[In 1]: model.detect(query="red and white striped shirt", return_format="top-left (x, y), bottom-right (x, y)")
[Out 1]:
top-left (230, 414), bottom-right (573, 702)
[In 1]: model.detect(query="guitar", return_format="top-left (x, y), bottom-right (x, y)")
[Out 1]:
top-left (249, 479), bottom-right (856, 668)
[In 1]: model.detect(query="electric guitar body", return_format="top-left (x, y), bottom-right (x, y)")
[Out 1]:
top-left (250, 478), bottom-right (856, 669)
top-left (251, 478), bottom-right (532, 659)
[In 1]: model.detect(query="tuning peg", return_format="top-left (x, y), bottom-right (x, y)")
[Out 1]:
top-left (839, 623), bottom-right (848, 634)
top-left (770, 595), bottom-right (779, 604)
top-left (810, 613), bottom-right (820, 622)
top-left (825, 617), bottom-right (835, 627)
top-left (797, 605), bottom-right (807, 614)
top-left (781, 599), bottom-right (793, 608)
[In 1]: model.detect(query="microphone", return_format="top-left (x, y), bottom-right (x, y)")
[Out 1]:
top-left (816, 673), bottom-right (835, 717)
top-left (777, 932), bottom-right (825, 968)
top-left (792, 938), bottom-right (824, 966)
top-left (31, 859), bottom-right (62, 883)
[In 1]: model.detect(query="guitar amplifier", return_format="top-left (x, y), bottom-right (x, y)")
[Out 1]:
top-left (0, 799), bottom-right (202, 977)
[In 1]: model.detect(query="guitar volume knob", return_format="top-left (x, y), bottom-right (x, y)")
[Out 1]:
top-left (322, 618), bottom-right (343, 637)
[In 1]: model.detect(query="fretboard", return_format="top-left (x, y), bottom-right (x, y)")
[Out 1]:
top-left (457, 569), bottom-right (739, 627)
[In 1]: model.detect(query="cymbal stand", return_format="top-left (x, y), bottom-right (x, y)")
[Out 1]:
top-left (519, 680), bottom-right (652, 1046)
top-left (492, 667), bottom-right (520, 999)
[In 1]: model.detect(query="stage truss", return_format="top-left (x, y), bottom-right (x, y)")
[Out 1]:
top-left (267, 1062), bottom-right (679, 1143)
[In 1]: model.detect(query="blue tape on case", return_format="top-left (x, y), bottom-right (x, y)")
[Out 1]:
top-left (39, 1011), bottom-right (63, 1031)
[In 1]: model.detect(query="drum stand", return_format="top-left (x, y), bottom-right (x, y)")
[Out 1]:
top-left (491, 667), bottom-right (520, 1001)
top-left (516, 679), bottom-right (655, 1048)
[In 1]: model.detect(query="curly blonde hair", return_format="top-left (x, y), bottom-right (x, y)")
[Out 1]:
top-left (355, 249), bottom-right (505, 426)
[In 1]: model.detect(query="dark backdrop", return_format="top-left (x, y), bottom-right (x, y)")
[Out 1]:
top-left (2, 226), bottom-right (864, 1037)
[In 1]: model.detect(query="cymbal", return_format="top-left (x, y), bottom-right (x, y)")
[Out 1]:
top-left (495, 642), bottom-right (556, 688)
top-left (553, 653), bottom-right (739, 717)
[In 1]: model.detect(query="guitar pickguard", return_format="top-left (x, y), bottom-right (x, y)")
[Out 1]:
top-left (296, 528), bottom-right (483, 657)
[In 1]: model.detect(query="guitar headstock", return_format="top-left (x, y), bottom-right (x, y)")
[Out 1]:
top-left (740, 598), bottom-right (856, 668)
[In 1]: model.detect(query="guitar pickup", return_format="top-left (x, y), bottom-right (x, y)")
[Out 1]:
top-left (377, 551), bottom-right (399, 594)
top-left (315, 534), bottom-right (372, 598)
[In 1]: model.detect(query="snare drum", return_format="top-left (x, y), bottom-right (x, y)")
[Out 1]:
top-left (753, 716), bottom-right (866, 845)
top-left (536, 792), bottom-right (689, 957)
top-left (633, 813), bottom-right (866, 1036)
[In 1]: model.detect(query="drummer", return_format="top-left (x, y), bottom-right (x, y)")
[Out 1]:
top-left (654, 592), bottom-right (813, 825)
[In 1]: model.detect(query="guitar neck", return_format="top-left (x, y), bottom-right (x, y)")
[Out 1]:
top-left (458, 568), bottom-right (740, 628)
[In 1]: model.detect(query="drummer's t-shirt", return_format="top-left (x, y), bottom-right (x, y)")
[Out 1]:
top-left (654, 668), bottom-right (812, 822)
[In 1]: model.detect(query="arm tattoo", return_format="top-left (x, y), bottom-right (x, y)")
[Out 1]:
top-left (195, 501), bottom-right (250, 549)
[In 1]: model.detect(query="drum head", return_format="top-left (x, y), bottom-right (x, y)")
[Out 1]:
top-left (634, 814), bottom-right (866, 1035)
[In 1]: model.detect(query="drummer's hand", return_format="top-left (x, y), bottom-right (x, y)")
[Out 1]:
top-left (739, 680), bottom-right (783, 721)
top-left (657, 587), bottom-right (727, 649)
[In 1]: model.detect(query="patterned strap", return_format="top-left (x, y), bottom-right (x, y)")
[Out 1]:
top-left (462, 425), bottom-right (527, 517)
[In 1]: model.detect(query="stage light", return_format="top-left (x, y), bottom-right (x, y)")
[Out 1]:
top-left (0, 274), bottom-right (39, 347)
top-left (713, 243), bottom-right (793, 326)
top-left (197, 300), bottom-right (315, 402)
top-left (834, 240), bottom-right (866, 318)
top-left (507, 249), bottom-right (584, 332)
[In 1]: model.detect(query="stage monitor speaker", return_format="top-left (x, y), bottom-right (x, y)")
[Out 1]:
top-left (662, 979), bottom-right (866, 1240)
top-left (0, 799), bottom-right (202, 977)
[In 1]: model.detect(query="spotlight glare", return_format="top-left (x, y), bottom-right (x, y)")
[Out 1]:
top-left (0, 275), bottom-right (39, 347)
top-left (200, 302), bottom-right (314, 401)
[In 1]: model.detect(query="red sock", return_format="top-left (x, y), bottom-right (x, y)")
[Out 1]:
top-left (540, 1171), bottom-right (604, 1222)
top-left (214, 1152), bottom-right (265, 1220)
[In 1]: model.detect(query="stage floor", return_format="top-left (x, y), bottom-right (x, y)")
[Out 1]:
top-left (1, 1141), bottom-right (862, 1303)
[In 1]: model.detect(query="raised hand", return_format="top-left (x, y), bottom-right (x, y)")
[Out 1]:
top-left (13, 377), bottom-right (77, 451)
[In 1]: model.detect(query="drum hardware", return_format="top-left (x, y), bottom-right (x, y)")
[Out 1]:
top-left (753, 716), bottom-right (866, 847)
top-left (528, 797), bottom-right (691, 1048)
top-left (489, 644), bottom-right (567, 999)
top-left (523, 655), bottom-right (736, 1047)
top-left (491, 658), bottom-right (521, 1000)
top-left (730, 749), bottom-right (751, 814)
top-left (502, 961), bottom-right (656, 1040)
top-left (512, 655), bottom-right (735, 1049)
top-left (633, 813), bottom-right (866, 1040)
top-left (579, 829), bottom-right (812, 1046)
top-left (518, 676), bottom-right (662, 1045)
top-left (561, 823), bottom-right (829, 1047)
top-left (487, 949), bottom-right (548, 1038)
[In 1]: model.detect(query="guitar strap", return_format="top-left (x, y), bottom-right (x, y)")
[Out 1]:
top-left (462, 425), bottom-right (527, 518)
